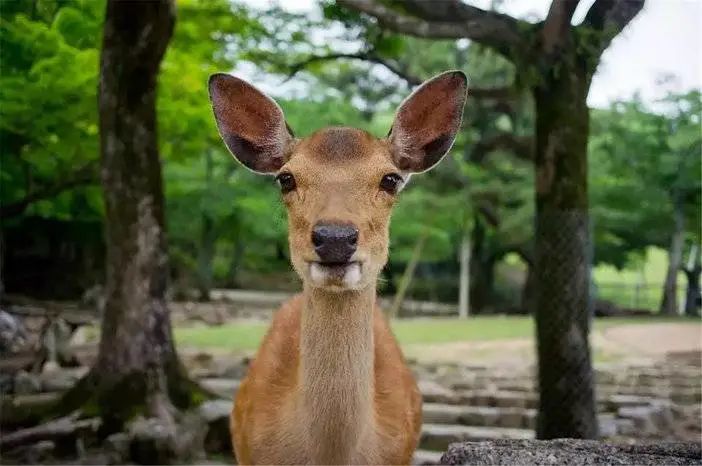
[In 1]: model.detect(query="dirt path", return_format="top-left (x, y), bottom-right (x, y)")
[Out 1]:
top-left (600, 322), bottom-right (701, 356)
top-left (404, 322), bottom-right (701, 365)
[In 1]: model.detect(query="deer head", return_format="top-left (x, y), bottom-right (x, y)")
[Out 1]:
top-left (209, 71), bottom-right (467, 292)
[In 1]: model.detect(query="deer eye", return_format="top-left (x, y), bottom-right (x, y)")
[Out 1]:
top-left (275, 172), bottom-right (296, 193)
top-left (380, 173), bottom-right (403, 194)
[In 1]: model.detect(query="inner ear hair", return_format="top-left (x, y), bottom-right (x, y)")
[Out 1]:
top-left (388, 70), bottom-right (467, 173)
top-left (209, 73), bottom-right (294, 174)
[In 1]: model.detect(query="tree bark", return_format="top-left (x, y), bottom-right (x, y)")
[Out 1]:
top-left (682, 244), bottom-right (701, 317)
top-left (533, 64), bottom-right (598, 439)
top-left (197, 150), bottom-right (216, 301)
top-left (59, 0), bottom-right (203, 432)
top-left (458, 233), bottom-right (471, 318)
top-left (660, 201), bottom-right (685, 315)
top-left (388, 231), bottom-right (427, 318)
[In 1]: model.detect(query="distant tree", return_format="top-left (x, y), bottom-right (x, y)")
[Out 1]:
top-left (589, 92), bottom-right (701, 315)
top-left (336, 0), bottom-right (645, 439)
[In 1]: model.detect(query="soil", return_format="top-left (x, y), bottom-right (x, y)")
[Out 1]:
top-left (403, 323), bottom-right (701, 365)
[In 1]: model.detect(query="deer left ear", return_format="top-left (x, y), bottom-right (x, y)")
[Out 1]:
top-left (388, 71), bottom-right (467, 173)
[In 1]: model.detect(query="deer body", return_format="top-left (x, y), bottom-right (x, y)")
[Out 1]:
top-left (209, 71), bottom-right (467, 465)
top-left (232, 290), bottom-right (420, 464)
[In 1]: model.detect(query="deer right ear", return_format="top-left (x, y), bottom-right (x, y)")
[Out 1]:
top-left (388, 71), bottom-right (467, 173)
top-left (208, 73), bottom-right (294, 174)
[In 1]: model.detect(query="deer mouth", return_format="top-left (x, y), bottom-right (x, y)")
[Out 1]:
top-left (309, 261), bottom-right (362, 288)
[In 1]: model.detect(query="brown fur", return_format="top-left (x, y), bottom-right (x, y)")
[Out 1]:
top-left (232, 293), bottom-right (421, 464)
top-left (208, 70), bottom-right (467, 465)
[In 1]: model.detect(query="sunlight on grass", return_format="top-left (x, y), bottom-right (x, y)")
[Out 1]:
top-left (174, 315), bottom-right (699, 351)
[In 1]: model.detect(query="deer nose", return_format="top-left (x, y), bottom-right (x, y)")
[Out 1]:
top-left (312, 223), bottom-right (358, 264)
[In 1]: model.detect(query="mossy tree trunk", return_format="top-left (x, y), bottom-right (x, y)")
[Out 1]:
top-left (533, 56), bottom-right (597, 439)
top-left (60, 0), bottom-right (203, 432)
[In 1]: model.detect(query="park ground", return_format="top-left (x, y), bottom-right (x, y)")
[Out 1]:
top-left (173, 316), bottom-right (701, 366)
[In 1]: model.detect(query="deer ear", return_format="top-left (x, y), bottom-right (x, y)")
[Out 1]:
top-left (388, 71), bottom-right (467, 173)
top-left (208, 73), bottom-right (294, 174)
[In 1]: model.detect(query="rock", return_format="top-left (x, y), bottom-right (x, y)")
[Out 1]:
top-left (104, 433), bottom-right (130, 464)
top-left (598, 413), bottom-right (618, 438)
top-left (199, 399), bottom-right (233, 423)
top-left (496, 408), bottom-right (526, 429)
top-left (617, 406), bottom-right (658, 435)
top-left (460, 406), bottom-right (502, 428)
top-left (0, 309), bottom-right (27, 353)
top-left (440, 439), bottom-right (702, 465)
top-left (128, 417), bottom-right (180, 464)
top-left (21, 440), bottom-right (56, 464)
top-left (14, 370), bottom-right (41, 395)
top-left (199, 378), bottom-right (240, 398)
top-left (418, 380), bottom-right (458, 404)
top-left (420, 424), bottom-right (532, 451)
top-left (422, 404), bottom-right (465, 425)
top-left (198, 400), bottom-right (233, 454)
top-left (412, 449), bottom-right (443, 465)
top-left (39, 367), bottom-right (87, 392)
top-left (41, 360), bottom-right (61, 374)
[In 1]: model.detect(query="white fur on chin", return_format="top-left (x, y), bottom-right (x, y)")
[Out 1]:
top-left (310, 262), bottom-right (362, 289)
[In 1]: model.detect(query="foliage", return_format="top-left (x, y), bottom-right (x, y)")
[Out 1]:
top-left (589, 92), bottom-right (702, 268)
top-left (1, 0), bottom-right (699, 307)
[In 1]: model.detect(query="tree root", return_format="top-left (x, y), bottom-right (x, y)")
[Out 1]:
top-left (0, 412), bottom-right (98, 450)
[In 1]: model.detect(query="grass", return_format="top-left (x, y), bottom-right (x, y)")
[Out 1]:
top-left (174, 315), bottom-right (699, 351)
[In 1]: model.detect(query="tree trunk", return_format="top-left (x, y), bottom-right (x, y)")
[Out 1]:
top-left (197, 150), bottom-right (216, 301)
top-left (683, 245), bottom-right (701, 317)
top-left (533, 66), bottom-right (598, 439)
top-left (59, 0), bottom-right (202, 432)
top-left (457, 233), bottom-right (471, 318)
top-left (518, 248), bottom-right (535, 314)
top-left (388, 231), bottom-right (427, 318)
top-left (227, 236), bottom-right (245, 288)
top-left (660, 201), bottom-right (685, 315)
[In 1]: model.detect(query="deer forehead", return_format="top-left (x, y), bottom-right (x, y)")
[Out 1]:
top-left (285, 127), bottom-right (397, 183)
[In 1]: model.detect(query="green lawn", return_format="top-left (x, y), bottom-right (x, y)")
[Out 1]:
top-left (174, 315), bottom-right (698, 351)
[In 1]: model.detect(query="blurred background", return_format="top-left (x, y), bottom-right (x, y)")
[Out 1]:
top-left (0, 0), bottom-right (700, 464)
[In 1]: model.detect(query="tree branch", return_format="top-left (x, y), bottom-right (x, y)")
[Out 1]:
top-left (471, 133), bottom-right (533, 163)
top-left (285, 51), bottom-right (423, 86)
top-left (337, 0), bottom-right (526, 58)
top-left (581, 0), bottom-right (645, 56)
top-left (1, 163), bottom-right (98, 219)
top-left (284, 51), bottom-right (518, 105)
top-left (541, 0), bottom-right (580, 54)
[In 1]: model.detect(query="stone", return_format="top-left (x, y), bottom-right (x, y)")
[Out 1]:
top-left (39, 367), bottom-right (87, 392)
top-left (199, 378), bottom-right (240, 398)
top-left (617, 418), bottom-right (637, 436)
top-left (440, 439), bottom-right (702, 465)
top-left (104, 432), bottom-right (130, 464)
top-left (420, 424), bottom-right (532, 452)
top-left (0, 309), bottom-right (27, 353)
top-left (412, 449), bottom-right (443, 465)
top-left (618, 406), bottom-right (658, 435)
top-left (22, 440), bottom-right (55, 464)
top-left (418, 380), bottom-right (458, 404)
top-left (422, 403), bottom-right (464, 424)
top-left (198, 399), bottom-right (233, 454)
top-left (496, 407), bottom-right (525, 429)
top-left (672, 389), bottom-right (702, 405)
top-left (14, 370), bottom-right (41, 395)
top-left (598, 413), bottom-right (618, 438)
top-left (458, 407), bottom-right (501, 428)
top-left (128, 417), bottom-right (180, 464)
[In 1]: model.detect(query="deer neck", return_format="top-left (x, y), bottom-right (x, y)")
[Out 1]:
top-left (298, 285), bottom-right (376, 464)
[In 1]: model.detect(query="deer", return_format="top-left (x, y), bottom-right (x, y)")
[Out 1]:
top-left (208, 70), bottom-right (467, 465)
